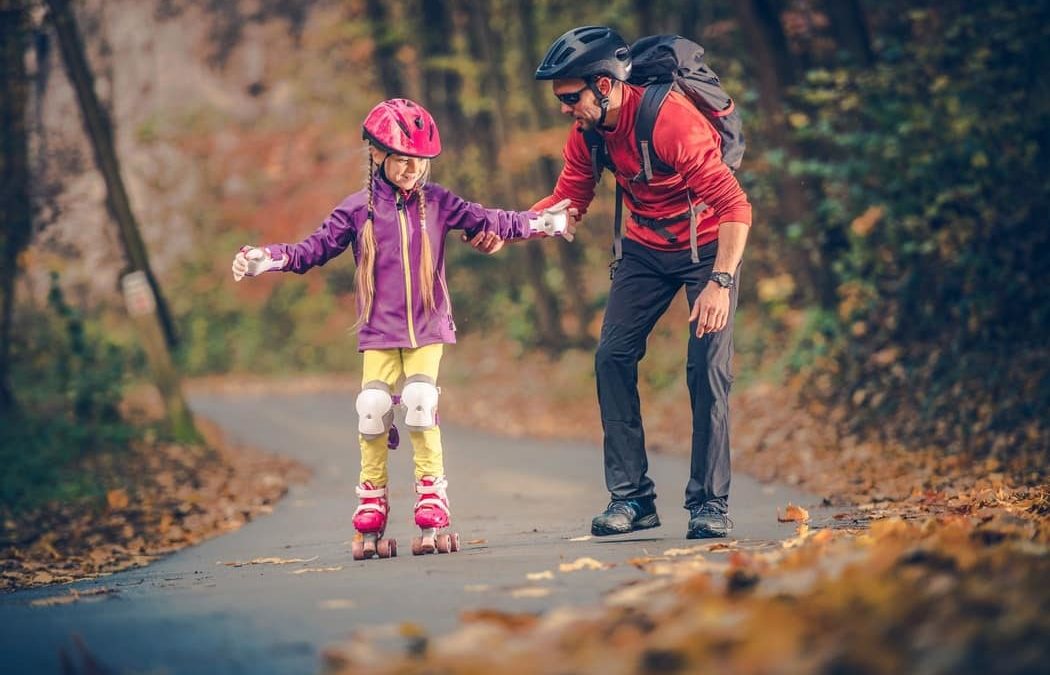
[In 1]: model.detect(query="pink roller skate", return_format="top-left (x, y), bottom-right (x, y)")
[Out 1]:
top-left (351, 482), bottom-right (397, 560)
top-left (411, 476), bottom-right (460, 555)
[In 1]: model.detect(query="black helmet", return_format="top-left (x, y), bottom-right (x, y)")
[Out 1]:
top-left (535, 26), bottom-right (632, 81)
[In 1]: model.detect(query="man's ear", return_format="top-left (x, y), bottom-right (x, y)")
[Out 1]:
top-left (597, 76), bottom-right (613, 96)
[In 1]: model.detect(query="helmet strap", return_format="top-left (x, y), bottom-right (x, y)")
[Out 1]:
top-left (588, 77), bottom-right (611, 127)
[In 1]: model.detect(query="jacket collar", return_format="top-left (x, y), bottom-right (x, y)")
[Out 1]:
top-left (371, 173), bottom-right (422, 206)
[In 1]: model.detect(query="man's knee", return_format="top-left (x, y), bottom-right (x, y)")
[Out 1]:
top-left (596, 333), bottom-right (643, 371)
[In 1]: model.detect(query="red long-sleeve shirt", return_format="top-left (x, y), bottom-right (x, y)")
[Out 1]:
top-left (532, 83), bottom-right (752, 251)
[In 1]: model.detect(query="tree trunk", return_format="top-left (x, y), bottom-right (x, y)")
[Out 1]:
top-left (0, 0), bottom-right (33, 414)
top-left (46, 0), bottom-right (197, 440)
top-left (735, 0), bottom-right (835, 308)
top-left (363, 0), bottom-right (407, 99)
top-left (515, 0), bottom-right (555, 128)
top-left (418, 0), bottom-right (466, 140)
top-left (45, 0), bottom-right (180, 348)
top-left (824, 0), bottom-right (875, 67)
top-left (462, 0), bottom-right (570, 349)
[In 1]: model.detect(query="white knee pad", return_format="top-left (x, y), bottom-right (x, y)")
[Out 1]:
top-left (401, 375), bottom-right (440, 431)
top-left (356, 381), bottom-right (394, 438)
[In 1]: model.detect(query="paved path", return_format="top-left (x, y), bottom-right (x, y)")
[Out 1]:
top-left (0, 391), bottom-right (822, 674)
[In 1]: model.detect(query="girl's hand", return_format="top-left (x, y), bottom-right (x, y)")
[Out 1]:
top-left (462, 230), bottom-right (505, 255)
top-left (232, 245), bottom-right (287, 281)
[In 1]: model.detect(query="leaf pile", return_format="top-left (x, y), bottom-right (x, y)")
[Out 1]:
top-left (325, 512), bottom-right (1049, 675)
top-left (0, 419), bottom-right (307, 592)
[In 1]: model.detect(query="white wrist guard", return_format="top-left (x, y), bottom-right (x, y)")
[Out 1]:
top-left (232, 245), bottom-right (287, 281)
top-left (530, 211), bottom-right (569, 237)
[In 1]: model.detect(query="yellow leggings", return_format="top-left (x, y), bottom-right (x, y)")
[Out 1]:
top-left (359, 344), bottom-right (444, 486)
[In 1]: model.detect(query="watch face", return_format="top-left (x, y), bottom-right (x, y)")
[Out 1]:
top-left (711, 272), bottom-right (733, 288)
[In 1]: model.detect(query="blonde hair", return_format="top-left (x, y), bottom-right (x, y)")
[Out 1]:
top-left (354, 150), bottom-right (437, 328)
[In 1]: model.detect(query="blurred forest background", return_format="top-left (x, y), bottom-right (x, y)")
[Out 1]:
top-left (1, 0), bottom-right (1047, 510)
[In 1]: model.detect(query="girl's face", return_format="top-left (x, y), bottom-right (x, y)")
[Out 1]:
top-left (371, 147), bottom-right (428, 192)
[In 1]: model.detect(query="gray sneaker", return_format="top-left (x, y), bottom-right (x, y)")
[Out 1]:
top-left (591, 498), bottom-right (661, 536)
top-left (687, 502), bottom-right (733, 539)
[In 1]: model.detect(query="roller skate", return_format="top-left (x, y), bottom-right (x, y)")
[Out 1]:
top-left (411, 476), bottom-right (460, 555)
top-left (350, 482), bottom-right (397, 560)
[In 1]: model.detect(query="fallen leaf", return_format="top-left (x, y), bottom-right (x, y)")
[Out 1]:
top-left (559, 557), bottom-right (612, 572)
top-left (569, 535), bottom-right (593, 542)
top-left (778, 503), bottom-right (811, 523)
top-left (464, 584), bottom-right (491, 592)
top-left (219, 556), bottom-right (319, 567)
top-left (510, 587), bottom-right (552, 598)
top-left (29, 587), bottom-right (116, 607)
top-left (106, 489), bottom-right (129, 510)
top-left (30, 592), bottom-right (79, 607)
top-left (461, 609), bottom-right (540, 630)
top-left (663, 545), bottom-right (706, 557)
top-left (292, 566), bottom-right (343, 574)
top-left (526, 570), bottom-right (554, 581)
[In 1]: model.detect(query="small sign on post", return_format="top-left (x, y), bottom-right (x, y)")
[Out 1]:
top-left (119, 269), bottom-right (197, 442)
top-left (121, 270), bottom-right (156, 317)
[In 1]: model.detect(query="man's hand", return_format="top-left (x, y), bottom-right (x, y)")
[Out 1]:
top-left (461, 230), bottom-right (506, 255)
top-left (232, 245), bottom-right (286, 281)
top-left (529, 198), bottom-right (579, 241)
top-left (688, 282), bottom-right (731, 338)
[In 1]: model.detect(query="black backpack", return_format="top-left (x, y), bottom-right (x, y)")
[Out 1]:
top-left (583, 35), bottom-right (745, 268)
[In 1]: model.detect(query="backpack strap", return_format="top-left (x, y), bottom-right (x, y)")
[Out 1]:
top-left (636, 82), bottom-right (675, 181)
top-left (583, 128), bottom-right (606, 183)
top-left (687, 191), bottom-right (700, 264)
top-left (610, 183), bottom-right (624, 279)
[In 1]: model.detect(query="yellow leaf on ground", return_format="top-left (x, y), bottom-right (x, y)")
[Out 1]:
top-left (219, 556), bottom-right (319, 567)
top-left (30, 592), bottom-right (79, 607)
top-left (559, 557), bottom-right (612, 572)
top-left (510, 587), bottom-right (552, 598)
top-left (778, 503), bottom-right (811, 522)
top-left (663, 545), bottom-right (707, 557)
top-left (526, 570), bottom-right (554, 581)
top-left (292, 566), bottom-right (343, 574)
top-left (106, 489), bottom-right (129, 510)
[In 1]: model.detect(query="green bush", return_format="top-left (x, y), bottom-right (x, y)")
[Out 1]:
top-left (791, 2), bottom-right (1050, 459)
top-left (0, 274), bottom-right (138, 511)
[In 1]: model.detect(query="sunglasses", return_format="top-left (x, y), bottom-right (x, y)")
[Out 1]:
top-left (554, 85), bottom-right (589, 106)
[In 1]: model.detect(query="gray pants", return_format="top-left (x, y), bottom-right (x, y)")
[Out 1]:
top-left (595, 238), bottom-right (738, 512)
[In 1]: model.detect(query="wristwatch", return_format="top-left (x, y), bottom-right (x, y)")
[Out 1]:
top-left (709, 271), bottom-right (735, 289)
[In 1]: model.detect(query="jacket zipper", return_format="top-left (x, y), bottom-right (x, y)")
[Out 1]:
top-left (396, 198), bottom-right (419, 348)
top-left (438, 272), bottom-right (455, 333)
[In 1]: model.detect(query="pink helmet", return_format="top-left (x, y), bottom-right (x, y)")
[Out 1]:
top-left (361, 98), bottom-right (442, 159)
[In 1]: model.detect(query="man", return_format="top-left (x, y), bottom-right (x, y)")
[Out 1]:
top-left (530, 26), bottom-right (752, 539)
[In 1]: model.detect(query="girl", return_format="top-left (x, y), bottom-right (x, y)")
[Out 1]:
top-left (232, 98), bottom-right (573, 559)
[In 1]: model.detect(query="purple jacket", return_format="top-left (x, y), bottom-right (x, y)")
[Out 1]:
top-left (270, 176), bottom-right (536, 351)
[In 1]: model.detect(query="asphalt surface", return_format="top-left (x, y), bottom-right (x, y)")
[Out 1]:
top-left (0, 391), bottom-right (823, 674)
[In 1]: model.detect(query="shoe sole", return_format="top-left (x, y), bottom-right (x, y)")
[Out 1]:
top-left (591, 514), bottom-right (661, 537)
top-left (686, 526), bottom-right (731, 539)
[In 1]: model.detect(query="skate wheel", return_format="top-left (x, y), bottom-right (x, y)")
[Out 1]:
top-left (436, 533), bottom-right (452, 554)
top-left (377, 538), bottom-right (396, 558)
top-left (351, 539), bottom-right (366, 561)
top-left (411, 535), bottom-right (424, 556)
top-left (450, 532), bottom-right (460, 552)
